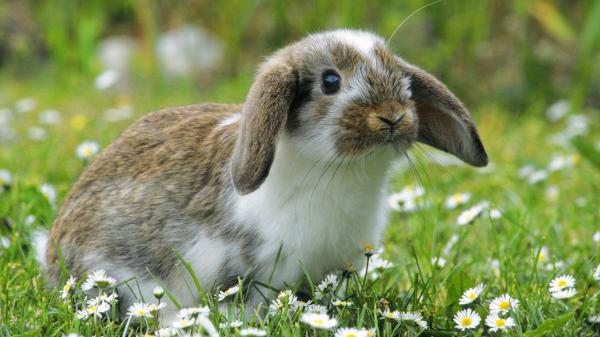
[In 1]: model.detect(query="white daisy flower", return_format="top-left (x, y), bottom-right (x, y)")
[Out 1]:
top-left (485, 314), bottom-right (515, 332)
top-left (24, 214), bottom-right (36, 226)
top-left (39, 183), bottom-right (57, 204)
top-left (399, 311), bottom-right (428, 329)
top-left (332, 300), bottom-right (353, 307)
top-left (453, 308), bottom-right (481, 331)
top-left (156, 327), bottom-right (179, 337)
top-left (316, 274), bottom-right (338, 298)
top-left (27, 126), bottom-right (47, 141)
top-left (593, 231), bottom-right (600, 244)
top-left (128, 302), bottom-right (153, 318)
top-left (517, 164), bottom-right (536, 178)
top-left (239, 327), bottom-right (267, 336)
top-left (551, 288), bottom-right (577, 299)
top-left (81, 269), bottom-right (116, 291)
top-left (489, 294), bottom-right (519, 314)
top-left (489, 208), bottom-right (502, 219)
top-left (547, 154), bottom-right (577, 172)
top-left (528, 170), bottom-right (548, 184)
top-left (75, 309), bottom-right (89, 320)
top-left (218, 284), bottom-right (239, 301)
top-left (442, 234), bottom-right (459, 255)
top-left (15, 97), bottom-right (37, 113)
top-left (60, 276), bottom-right (77, 300)
top-left (459, 283), bottom-right (486, 305)
top-left (431, 257), bottom-right (447, 268)
top-left (387, 185), bottom-right (425, 210)
top-left (380, 309), bottom-right (400, 320)
top-left (172, 317), bottom-right (195, 329)
top-left (368, 255), bottom-right (393, 271)
top-left (335, 327), bottom-right (367, 337)
top-left (219, 319), bottom-right (243, 329)
top-left (0, 169), bottom-right (12, 190)
top-left (537, 246), bottom-right (550, 264)
top-left (365, 328), bottom-right (376, 337)
top-left (0, 236), bottom-right (10, 249)
top-left (86, 301), bottom-right (110, 318)
top-left (545, 185), bottom-right (559, 201)
top-left (549, 275), bottom-right (576, 293)
top-left (39, 109), bottom-right (61, 125)
top-left (195, 315), bottom-right (219, 337)
top-left (546, 100), bottom-right (569, 122)
top-left (457, 201), bottom-right (489, 226)
top-left (148, 302), bottom-right (166, 314)
top-left (545, 260), bottom-right (565, 272)
top-left (305, 304), bottom-right (328, 314)
top-left (76, 141), bottom-right (100, 161)
top-left (588, 315), bottom-right (600, 324)
top-left (178, 306), bottom-right (210, 319)
top-left (63, 333), bottom-right (83, 337)
top-left (300, 312), bottom-right (338, 329)
top-left (593, 264), bottom-right (600, 281)
top-left (153, 286), bottom-right (164, 299)
top-left (444, 192), bottom-right (471, 209)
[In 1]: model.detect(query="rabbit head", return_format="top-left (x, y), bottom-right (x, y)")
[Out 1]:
top-left (231, 29), bottom-right (487, 195)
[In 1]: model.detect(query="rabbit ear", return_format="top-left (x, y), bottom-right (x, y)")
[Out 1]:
top-left (401, 64), bottom-right (488, 167)
top-left (231, 63), bottom-right (298, 195)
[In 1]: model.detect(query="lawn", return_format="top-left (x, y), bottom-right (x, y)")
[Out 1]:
top-left (1, 1), bottom-right (600, 336)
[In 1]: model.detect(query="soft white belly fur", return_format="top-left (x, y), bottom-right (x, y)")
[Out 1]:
top-left (235, 135), bottom-right (394, 287)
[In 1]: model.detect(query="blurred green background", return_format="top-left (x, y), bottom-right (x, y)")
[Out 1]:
top-left (1, 0), bottom-right (599, 110)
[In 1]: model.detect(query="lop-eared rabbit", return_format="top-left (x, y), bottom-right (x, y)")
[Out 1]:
top-left (38, 29), bottom-right (487, 321)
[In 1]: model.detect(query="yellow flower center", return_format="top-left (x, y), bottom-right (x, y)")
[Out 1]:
top-left (558, 280), bottom-right (567, 287)
top-left (347, 334), bottom-right (357, 337)
top-left (451, 194), bottom-right (462, 202)
top-left (82, 147), bottom-right (93, 157)
top-left (386, 312), bottom-right (395, 318)
top-left (363, 244), bottom-right (375, 252)
top-left (538, 253), bottom-right (546, 262)
top-left (499, 301), bottom-right (510, 310)
top-left (70, 114), bottom-right (87, 131)
top-left (137, 309), bottom-right (147, 316)
top-left (89, 305), bottom-right (97, 313)
top-left (468, 292), bottom-right (476, 299)
top-left (461, 317), bottom-right (472, 326)
top-left (313, 318), bottom-right (324, 325)
top-left (63, 284), bottom-right (70, 293)
top-left (495, 318), bottom-right (506, 327)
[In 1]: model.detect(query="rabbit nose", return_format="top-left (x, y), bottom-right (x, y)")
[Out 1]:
top-left (376, 115), bottom-right (405, 130)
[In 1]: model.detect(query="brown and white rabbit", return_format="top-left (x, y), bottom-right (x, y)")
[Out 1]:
top-left (37, 29), bottom-right (487, 321)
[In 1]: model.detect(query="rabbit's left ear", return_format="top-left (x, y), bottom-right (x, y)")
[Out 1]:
top-left (231, 63), bottom-right (298, 195)
top-left (401, 63), bottom-right (488, 167)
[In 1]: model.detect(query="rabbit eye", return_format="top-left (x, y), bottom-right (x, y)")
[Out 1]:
top-left (321, 70), bottom-right (341, 95)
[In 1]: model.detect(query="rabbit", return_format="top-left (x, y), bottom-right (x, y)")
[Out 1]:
top-left (37, 29), bottom-right (487, 322)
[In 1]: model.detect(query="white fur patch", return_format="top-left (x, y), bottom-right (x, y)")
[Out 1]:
top-left (218, 113), bottom-right (241, 128)
top-left (234, 134), bottom-right (395, 288)
top-left (399, 76), bottom-right (412, 101)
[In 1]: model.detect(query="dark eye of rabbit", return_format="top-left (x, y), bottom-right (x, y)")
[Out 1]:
top-left (321, 70), bottom-right (341, 95)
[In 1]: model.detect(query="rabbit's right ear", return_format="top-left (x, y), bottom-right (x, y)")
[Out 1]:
top-left (231, 62), bottom-right (298, 195)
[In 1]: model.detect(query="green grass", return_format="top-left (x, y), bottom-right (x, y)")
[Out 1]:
top-left (0, 68), bottom-right (599, 337)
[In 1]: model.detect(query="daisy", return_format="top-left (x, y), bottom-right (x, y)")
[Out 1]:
top-left (537, 246), bottom-right (550, 264)
top-left (156, 328), bottom-right (178, 337)
top-left (86, 292), bottom-right (118, 308)
top-left (172, 317), bottom-right (195, 329)
top-left (219, 319), bottom-right (243, 329)
top-left (24, 215), bottom-right (36, 226)
top-left (60, 276), bottom-right (77, 300)
top-left (39, 184), bottom-right (57, 204)
top-left (399, 311), bottom-right (428, 329)
top-left (588, 315), bottom-right (600, 324)
top-left (178, 306), bottom-right (210, 319)
top-left (380, 309), bottom-right (400, 320)
top-left (593, 231), bottom-right (600, 244)
top-left (300, 312), bottom-right (338, 329)
top-left (15, 97), bottom-right (36, 113)
top-left (546, 100), bottom-right (569, 122)
top-left (593, 264), bottom-right (600, 281)
top-left (489, 294), bottom-right (519, 314)
top-left (0, 169), bottom-right (12, 190)
top-left (453, 308), bottom-right (480, 331)
top-left (76, 141), bottom-right (100, 161)
top-left (485, 314), bottom-right (515, 332)
top-left (86, 301), bottom-right (110, 318)
top-left (81, 269), bottom-right (116, 291)
top-left (239, 327), bottom-right (267, 336)
top-left (387, 185), bottom-right (425, 211)
top-left (128, 302), bottom-right (153, 318)
top-left (218, 284), bottom-right (239, 301)
top-left (148, 302), bottom-right (166, 314)
top-left (39, 109), bottom-right (61, 125)
top-left (459, 283), bottom-right (486, 305)
top-left (27, 126), bottom-right (47, 141)
top-left (335, 327), bottom-right (367, 337)
top-left (445, 192), bottom-right (471, 209)
top-left (76, 309), bottom-right (89, 320)
top-left (153, 286), bottom-right (164, 299)
top-left (431, 256), bottom-right (446, 268)
top-left (305, 304), bottom-right (328, 314)
top-left (457, 201), bottom-right (489, 226)
top-left (489, 208), bottom-right (502, 219)
top-left (365, 328), bottom-right (376, 337)
top-left (362, 244), bottom-right (382, 256)
top-left (368, 255), bottom-right (393, 271)
top-left (517, 164), bottom-right (536, 178)
top-left (549, 275), bottom-right (575, 293)
top-left (527, 170), bottom-right (548, 185)
top-left (551, 288), bottom-right (577, 299)
top-left (332, 300), bottom-right (353, 307)
top-left (316, 274), bottom-right (338, 298)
